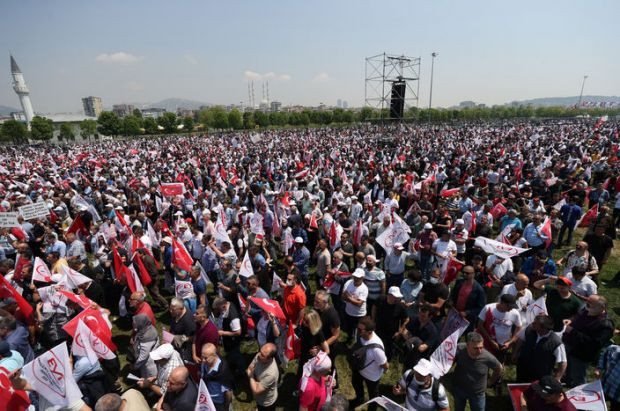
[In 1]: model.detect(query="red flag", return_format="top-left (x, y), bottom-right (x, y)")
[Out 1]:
top-left (272, 206), bottom-right (282, 238)
top-left (284, 322), bottom-right (301, 360)
top-left (10, 227), bottom-right (26, 242)
top-left (469, 210), bottom-right (477, 235)
top-left (49, 209), bottom-right (58, 225)
top-left (578, 203), bottom-right (598, 228)
top-left (490, 202), bottom-right (508, 220)
top-left (63, 308), bottom-right (116, 352)
top-left (172, 238), bottom-right (193, 272)
top-left (309, 213), bottom-right (318, 229)
top-left (0, 274), bottom-right (33, 323)
top-left (111, 245), bottom-right (128, 281)
top-left (248, 297), bottom-right (286, 324)
top-left (159, 182), bottom-right (185, 197)
top-left (0, 366), bottom-right (30, 410)
top-left (58, 289), bottom-right (93, 309)
top-left (602, 177), bottom-right (611, 191)
top-left (115, 210), bottom-right (129, 230)
top-left (134, 254), bottom-right (153, 286)
top-left (352, 220), bottom-right (363, 247)
top-left (329, 221), bottom-right (337, 249)
top-left (294, 169), bottom-right (310, 179)
top-left (440, 186), bottom-right (460, 198)
top-left (442, 258), bottom-right (464, 285)
top-left (541, 217), bottom-right (552, 248)
top-left (514, 161), bottom-right (524, 183)
top-left (66, 214), bottom-right (87, 236)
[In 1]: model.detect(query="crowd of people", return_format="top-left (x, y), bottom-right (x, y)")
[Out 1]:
top-left (0, 117), bottom-right (619, 411)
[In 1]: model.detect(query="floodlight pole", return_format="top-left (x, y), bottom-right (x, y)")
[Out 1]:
top-left (428, 52), bottom-right (437, 122)
top-left (577, 75), bottom-right (588, 108)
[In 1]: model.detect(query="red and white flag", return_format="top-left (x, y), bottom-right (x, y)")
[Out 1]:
top-left (441, 258), bottom-right (464, 285)
top-left (195, 378), bottom-right (217, 411)
top-left (174, 279), bottom-right (194, 300)
top-left (214, 213), bottom-right (231, 244)
top-left (284, 322), bottom-right (301, 360)
top-left (309, 213), bottom-right (318, 230)
top-left (58, 265), bottom-right (92, 289)
top-left (473, 237), bottom-right (528, 259)
top-left (566, 379), bottom-right (607, 411)
top-left (237, 294), bottom-right (255, 331)
top-left (172, 238), bottom-right (193, 272)
top-left (248, 297), bottom-right (286, 324)
top-left (577, 203), bottom-right (598, 228)
top-left (160, 182), bottom-right (185, 197)
top-left (38, 285), bottom-right (68, 314)
top-left (249, 213), bottom-right (264, 235)
top-left (541, 217), bottom-right (553, 248)
top-left (440, 185), bottom-right (460, 198)
top-left (21, 342), bottom-right (83, 407)
top-left (294, 169), bottom-right (309, 179)
top-left (63, 308), bottom-right (116, 352)
top-left (32, 256), bottom-right (52, 283)
top-left (0, 273), bottom-right (34, 321)
top-left (66, 213), bottom-right (88, 237)
top-left (352, 220), bottom-right (363, 248)
top-left (490, 202), bottom-right (508, 220)
top-left (72, 319), bottom-right (116, 364)
top-left (58, 289), bottom-right (94, 310)
top-left (429, 320), bottom-right (469, 378)
top-left (525, 296), bottom-right (547, 326)
top-left (239, 252), bottom-right (254, 278)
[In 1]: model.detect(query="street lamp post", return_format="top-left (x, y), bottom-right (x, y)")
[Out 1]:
top-left (577, 75), bottom-right (588, 108)
top-left (428, 52), bottom-right (438, 122)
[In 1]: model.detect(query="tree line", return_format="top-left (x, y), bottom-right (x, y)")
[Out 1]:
top-left (1, 104), bottom-right (619, 143)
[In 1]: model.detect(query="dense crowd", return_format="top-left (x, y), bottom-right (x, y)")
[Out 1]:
top-left (0, 117), bottom-right (619, 411)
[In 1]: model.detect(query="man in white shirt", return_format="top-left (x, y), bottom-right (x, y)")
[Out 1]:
top-left (342, 269), bottom-right (368, 344)
top-left (566, 266), bottom-right (598, 305)
top-left (432, 231), bottom-right (457, 269)
top-left (350, 317), bottom-right (389, 411)
top-left (477, 294), bottom-right (523, 362)
top-left (485, 254), bottom-right (514, 285)
top-left (499, 274), bottom-right (533, 323)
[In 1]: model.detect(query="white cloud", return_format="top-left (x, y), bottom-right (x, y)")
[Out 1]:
top-left (184, 54), bottom-right (198, 65)
top-left (312, 72), bottom-right (330, 82)
top-left (244, 70), bottom-right (263, 80)
top-left (244, 70), bottom-right (291, 81)
top-left (95, 52), bottom-right (141, 64)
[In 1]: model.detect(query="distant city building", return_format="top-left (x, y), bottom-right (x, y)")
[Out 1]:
top-left (112, 104), bottom-right (135, 117)
top-left (82, 96), bottom-right (103, 117)
top-left (342, 100), bottom-right (348, 109)
top-left (142, 108), bottom-right (166, 119)
top-left (259, 100), bottom-right (269, 111)
top-left (10, 55), bottom-right (35, 126)
top-left (270, 101), bottom-right (282, 112)
top-left (177, 108), bottom-right (195, 118)
top-left (459, 101), bottom-right (476, 108)
top-left (337, 99), bottom-right (342, 108)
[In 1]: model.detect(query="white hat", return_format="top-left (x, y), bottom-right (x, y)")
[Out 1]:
top-left (455, 219), bottom-right (465, 225)
top-left (162, 236), bottom-right (172, 244)
top-left (149, 344), bottom-right (175, 361)
top-left (388, 286), bottom-right (404, 298)
top-left (424, 223), bottom-right (433, 230)
top-left (105, 203), bottom-right (113, 208)
top-left (413, 358), bottom-right (433, 377)
top-left (394, 242), bottom-right (404, 250)
top-left (294, 236), bottom-right (304, 244)
top-left (115, 206), bottom-right (123, 210)
top-left (202, 209), bottom-right (211, 216)
top-left (352, 268), bottom-right (365, 278)
top-left (174, 211), bottom-right (183, 216)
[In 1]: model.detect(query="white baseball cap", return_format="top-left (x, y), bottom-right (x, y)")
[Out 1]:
top-left (413, 358), bottom-right (433, 377)
top-left (352, 268), bottom-right (365, 278)
top-left (294, 237), bottom-right (304, 244)
top-left (149, 344), bottom-right (175, 361)
top-left (394, 242), bottom-right (404, 250)
top-left (388, 286), bottom-right (403, 298)
top-left (424, 223), bottom-right (433, 230)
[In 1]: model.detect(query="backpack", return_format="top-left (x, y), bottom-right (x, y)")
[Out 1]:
top-left (348, 341), bottom-right (384, 371)
top-left (405, 371), bottom-right (440, 404)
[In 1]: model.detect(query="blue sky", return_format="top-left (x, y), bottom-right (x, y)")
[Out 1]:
top-left (1, 0), bottom-right (619, 113)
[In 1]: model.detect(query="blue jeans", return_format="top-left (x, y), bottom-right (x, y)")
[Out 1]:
top-left (452, 384), bottom-right (486, 411)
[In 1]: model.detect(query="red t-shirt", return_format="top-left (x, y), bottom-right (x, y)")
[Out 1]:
top-left (299, 376), bottom-right (327, 411)
top-left (455, 281), bottom-right (473, 312)
top-left (283, 285), bottom-right (306, 323)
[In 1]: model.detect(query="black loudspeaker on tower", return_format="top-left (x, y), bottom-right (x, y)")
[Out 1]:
top-left (390, 81), bottom-right (406, 119)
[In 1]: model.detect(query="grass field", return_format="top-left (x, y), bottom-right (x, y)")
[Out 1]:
top-left (111, 226), bottom-right (620, 410)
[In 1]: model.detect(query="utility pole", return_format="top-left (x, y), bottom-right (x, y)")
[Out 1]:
top-left (577, 75), bottom-right (588, 108)
top-left (428, 52), bottom-right (437, 122)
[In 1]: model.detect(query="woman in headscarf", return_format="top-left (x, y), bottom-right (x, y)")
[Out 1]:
top-left (299, 351), bottom-right (333, 411)
top-left (131, 313), bottom-right (159, 378)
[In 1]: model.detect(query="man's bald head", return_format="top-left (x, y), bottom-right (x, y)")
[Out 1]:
top-left (95, 393), bottom-right (123, 411)
top-left (167, 366), bottom-right (189, 393)
top-left (257, 342), bottom-right (277, 363)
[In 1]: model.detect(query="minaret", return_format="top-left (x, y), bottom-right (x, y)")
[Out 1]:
top-left (10, 55), bottom-right (35, 126)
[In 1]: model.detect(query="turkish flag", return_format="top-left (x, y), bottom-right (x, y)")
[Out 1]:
top-left (329, 221), bottom-right (337, 249)
top-left (442, 258), bottom-right (464, 285)
top-left (352, 220), bottom-right (363, 247)
top-left (490, 202), bottom-right (508, 220)
top-left (0, 366), bottom-right (30, 411)
top-left (248, 297), bottom-right (286, 324)
top-left (578, 203), bottom-right (598, 228)
top-left (159, 182), bottom-right (185, 197)
top-left (134, 254), bottom-right (153, 286)
top-left (63, 308), bottom-right (116, 352)
top-left (172, 238), bottom-right (193, 272)
top-left (57, 289), bottom-right (94, 310)
top-left (0, 274), bottom-right (33, 323)
top-left (541, 217), bottom-right (553, 248)
top-left (111, 246), bottom-right (129, 282)
top-left (284, 322), bottom-right (301, 360)
top-left (440, 186), bottom-right (460, 198)
top-left (67, 214), bottom-right (88, 237)
top-left (309, 213), bottom-right (318, 230)
top-left (272, 207), bottom-right (282, 238)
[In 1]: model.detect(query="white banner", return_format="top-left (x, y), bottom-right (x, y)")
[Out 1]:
top-left (440, 309), bottom-right (470, 340)
top-left (18, 201), bottom-right (50, 220)
top-left (21, 342), bottom-right (83, 407)
top-left (363, 396), bottom-right (407, 411)
top-left (376, 219), bottom-right (410, 252)
top-left (524, 296), bottom-right (548, 326)
top-left (239, 251), bottom-right (254, 278)
top-left (32, 257), bottom-right (53, 283)
top-left (566, 380), bottom-right (607, 411)
top-left (249, 213), bottom-right (264, 235)
top-left (38, 285), bottom-right (68, 314)
top-left (195, 378), bottom-right (217, 411)
top-left (474, 236), bottom-right (528, 259)
top-left (429, 321), bottom-right (469, 379)
top-left (214, 214), bottom-right (231, 245)
top-left (0, 212), bottom-right (19, 228)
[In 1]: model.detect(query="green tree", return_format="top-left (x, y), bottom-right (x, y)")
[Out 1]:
top-left (212, 108), bottom-right (229, 129)
top-left (59, 123), bottom-right (75, 141)
top-left (359, 107), bottom-right (374, 121)
top-left (143, 117), bottom-right (158, 134)
top-left (79, 119), bottom-right (97, 140)
top-left (183, 116), bottom-right (194, 132)
top-left (228, 109), bottom-right (243, 130)
top-left (242, 111), bottom-right (255, 129)
top-left (122, 115), bottom-right (142, 136)
top-left (97, 111), bottom-right (122, 136)
top-left (0, 119), bottom-right (28, 144)
top-left (30, 116), bottom-right (54, 141)
top-left (198, 108), bottom-right (214, 128)
top-left (158, 112), bottom-right (178, 133)
top-left (132, 108), bottom-right (143, 118)
top-left (254, 111), bottom-right (270, 127)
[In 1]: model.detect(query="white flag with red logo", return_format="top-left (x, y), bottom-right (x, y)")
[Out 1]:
top-left (32, 257), bottom-right (52, 283)
top-left (63, 308), bottom-right (116, 352)
top-left (566, 380), bottom-right (607, 411)
top-left (474, 237), bottom-right (528, 259)
top-left (525, 296), bottom-right (548, 326)
top-left (429, 320), bottom-right (469, 378)
top-left (214, 213), bottom-right (231, 244)
top-left (239, 251), bottom-right (254, 278)
top-left (58, 265), bottom-right (92, 289)
top-left (38, 285), bottom-right (68, 314)
top-left (21, 342), bottom-right (83, 407)
top-left (376, 219), bottom-right (410, 253)
top-left (72, 319), bottom-right (116, 364)
top-left (195, 378), bottom-right (217, 411)
top-left (541, 217), bottom-right (553, 248)
top-left (174, 279), bottom-right (194, 300)
top-left (249, 213), bottom-right (264, 235)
